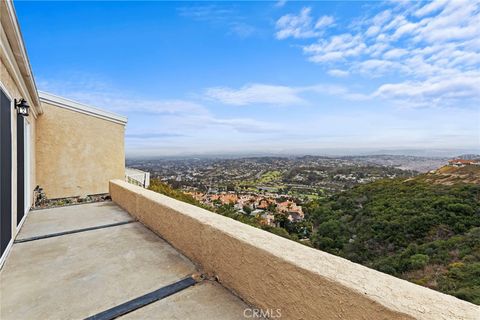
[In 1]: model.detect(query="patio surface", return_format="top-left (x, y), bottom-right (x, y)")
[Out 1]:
top-left (0, 202), bottom-right (252, 320)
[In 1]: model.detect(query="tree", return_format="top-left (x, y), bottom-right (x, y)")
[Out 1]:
top-left (243, 205), bottom-right (252, 215)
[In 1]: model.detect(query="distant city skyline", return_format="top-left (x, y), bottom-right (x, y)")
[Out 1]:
top-left (16, 1), bottom-right (480, 157)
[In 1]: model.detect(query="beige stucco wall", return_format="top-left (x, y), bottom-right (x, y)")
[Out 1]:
top-left (110, 179), bottom-right (480, 320)
top-left (0, 57), bottom-right (37, 240)
top-left (37, 102), bottom-right (125, 199)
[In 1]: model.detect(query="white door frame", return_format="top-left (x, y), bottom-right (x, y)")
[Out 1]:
top-left (24, 119), bottom-right (31, 213)
top-left (16, 118), bottom-right (31, 232)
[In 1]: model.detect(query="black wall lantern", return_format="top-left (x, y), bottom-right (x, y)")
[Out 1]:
top-left (15, 99), bottom-right (30, 117)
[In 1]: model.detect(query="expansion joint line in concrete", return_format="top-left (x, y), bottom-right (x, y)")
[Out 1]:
top-left (14, 220), bottom-right (135, 243)
top-left (84, 275), bottom-right (200, 320)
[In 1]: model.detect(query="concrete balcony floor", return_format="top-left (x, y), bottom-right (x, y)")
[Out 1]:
top-left (0, 202), bottom-right (252, 320)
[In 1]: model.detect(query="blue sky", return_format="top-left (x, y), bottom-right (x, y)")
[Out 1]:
top-left (16, 0), bottom-right (479, 157)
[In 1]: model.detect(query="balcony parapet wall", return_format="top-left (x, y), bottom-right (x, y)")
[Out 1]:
top-left (110, 179), bottom-right (479, 320)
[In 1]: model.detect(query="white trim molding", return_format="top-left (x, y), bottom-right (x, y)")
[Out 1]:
top-left (39, 91), bottom-right (128, 125)
top-left (0, 239), bottom-right (13, 270)
top-left (16, 208), bottom-right (28, 234)
top-left (0, 79), bottom-right (14, 100)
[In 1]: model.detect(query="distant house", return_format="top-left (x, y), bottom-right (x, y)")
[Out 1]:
top-left (448, 159), bottom-right (480, 167)
top-left (260, 212), bottom-right (275, 227)
top-left (255, 198), bottom-right (275, 210)
top-left (220, 193), bottom-right (238, 205)
top-left (277, 200), bottom-right (304, 221)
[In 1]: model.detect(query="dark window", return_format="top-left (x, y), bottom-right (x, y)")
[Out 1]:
top-left (0, 88), bottom-right (12, 257)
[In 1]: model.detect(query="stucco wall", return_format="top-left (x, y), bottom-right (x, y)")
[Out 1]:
top-left (37, 102), bottom-right (125, 198)
top-left (110, 180), bottom-right (480, 320)
top-left (0, 58), bottom-right (37, 239)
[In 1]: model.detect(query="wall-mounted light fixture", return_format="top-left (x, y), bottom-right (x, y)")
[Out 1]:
top-left (15, 98), bottom-right (30, 117)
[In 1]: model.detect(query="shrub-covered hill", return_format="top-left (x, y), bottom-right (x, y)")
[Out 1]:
top-left (309, 177), bottom-right (480, 305)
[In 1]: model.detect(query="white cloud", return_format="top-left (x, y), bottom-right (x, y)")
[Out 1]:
top-left (37, 76), bottom-right (280, 137)
top-left (205, 82), bottom-right (370, 105)
top-left (383, 48), bottom-right (408, 59)
top-left (372, 10), bottom-right (392, 28)
top-left (177, 5), bottom-right (257, 38)
top-left (206, 117), bottom-right (280, 132)
top-left (275, 0), bottom-right (480, 108)
top-left (414, 0), bottom-right (448, 17)
top-left (275, 7), bottom-right (334, 39)
top-left (229, 22), bottom-right (256, 38)
top-left (275, 0), bottom-right (287, 8)
top-left (356, 59), bottom-right (409, 77)
top-left (205, 83), bottom-right (306, 106)
top-left (365, 10), bottom-right (392, 37)
top-left (306, 84), bottom-right (370, 101)
top-left (374, 73), bottom-right (480, 107)
top-left (40, 82), bottom-right (208, 116)
top-left (327, 69), bottom-right (349, 77)
top-left (315, 15), bottom-right (334, 29)
top-left (303, 33), bottom-right (366, 63)
top-left (177, 5), bottom-right (234, 21)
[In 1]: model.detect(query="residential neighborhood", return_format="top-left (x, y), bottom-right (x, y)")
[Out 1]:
top-left (187, 190), bottom-right (304, 227)
top-left (448, 158), bottom-right (480, 167)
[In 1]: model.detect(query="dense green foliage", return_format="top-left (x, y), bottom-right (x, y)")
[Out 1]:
top-left (309, 179), bottom-right (480, 304)
top-left (149, 179), bottom-right (206, 207)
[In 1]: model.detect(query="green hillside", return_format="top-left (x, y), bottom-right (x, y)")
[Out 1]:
top-left (309, 176), bottom-right (480, 304)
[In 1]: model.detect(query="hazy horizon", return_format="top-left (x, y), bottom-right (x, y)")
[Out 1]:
top-left (125, 147), bottom-right (479, 160)
top-left (17, 1), bottom-right (479, 157)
